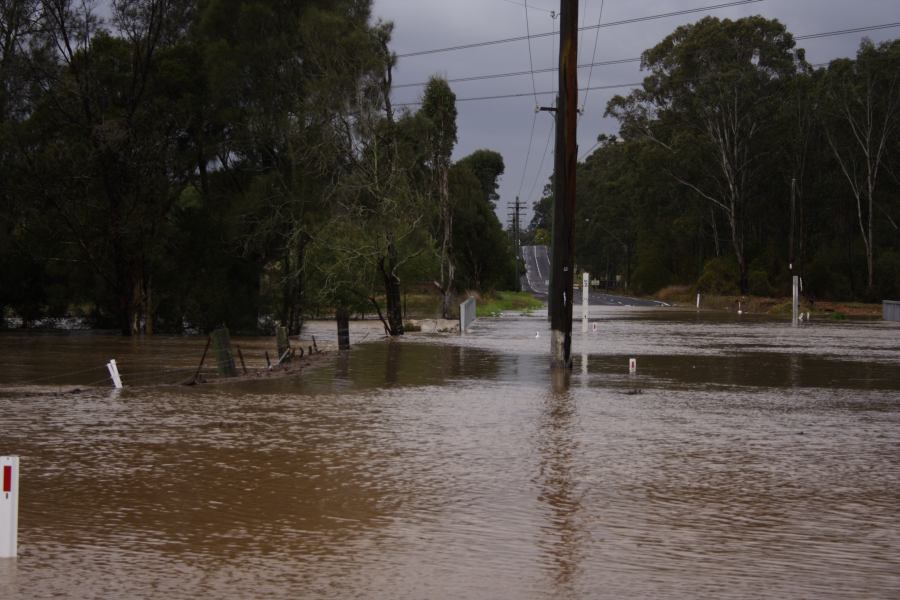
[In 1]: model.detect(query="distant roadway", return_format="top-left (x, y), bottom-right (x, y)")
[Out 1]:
top-left (520, 245), bottom-right (668, 307)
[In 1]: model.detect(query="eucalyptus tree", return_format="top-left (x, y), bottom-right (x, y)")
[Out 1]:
top-left (819, 39), bottom-right (900, 297)
top-left (23, 0), bottom-right (199, 334)
top-left (607, 16), bottom-right (806, 293)
top-left (452, 150), bottom-right (516, 291)
top-left (0, 0), bottom-right (46, 324)
top-left (420, 76), bottom-right (458, 318)
top-left (198, 0), bottom-right (382, 334)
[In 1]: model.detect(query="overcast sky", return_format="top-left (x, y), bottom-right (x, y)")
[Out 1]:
top-left (371, 0), bottom-right (899, 226)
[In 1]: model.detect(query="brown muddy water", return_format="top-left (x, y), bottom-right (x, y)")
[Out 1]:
top-left (0, 309), bottom-right (899, 599)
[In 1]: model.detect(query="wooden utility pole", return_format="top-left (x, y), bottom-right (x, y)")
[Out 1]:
top-left (549, 0), bottom-right (578, 368)
top-left (508, 196), bottom-right (523, 291)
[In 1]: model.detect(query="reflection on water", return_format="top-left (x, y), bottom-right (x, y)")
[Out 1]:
top-left (535, 386), bottom-right (582, 595)
top-left (0, 311), bottom-right (899, 599)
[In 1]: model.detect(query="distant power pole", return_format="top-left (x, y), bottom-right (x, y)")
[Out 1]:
top-left (549, 0), bottom-right (578, 369)
top-left (507, 196), bottom-right (523, 291)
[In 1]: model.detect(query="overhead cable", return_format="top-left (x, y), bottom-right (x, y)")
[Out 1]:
top-left (497, 0), bottom-right (553, 14)
top-left (395, 0), bottom-right (764, 58)
top-left (524, 0), bottom-right (539, 106)
top-left (581, 0), bottom-right (607, 113)
top-left (393, 22), bottom-right (900, 91)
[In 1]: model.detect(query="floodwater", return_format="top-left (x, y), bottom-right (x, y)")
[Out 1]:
top-left (0, 309), bottom-right (899, 599)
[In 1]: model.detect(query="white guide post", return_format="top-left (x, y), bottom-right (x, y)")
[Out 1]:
top-left (629, 358), bottom-right (637, 374)
top-left (1, 456), bottom-right (19, 558)
top-left (582, 272), bottom-right (589, 333)
top-left (696, 292), bottom-right (701, 309)
top-left (792, 276), bottom-right (799, 327)
top-left (107, 359), bottom-right (123, 389)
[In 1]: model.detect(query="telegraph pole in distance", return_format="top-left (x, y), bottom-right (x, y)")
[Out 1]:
top-left (507, 196), bottom-right (523, 291)
top-left (549, 0), bottom-right (578, 368)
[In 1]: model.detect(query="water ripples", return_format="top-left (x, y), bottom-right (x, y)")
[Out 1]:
top-left (1, 313), bottom-right (899, 598)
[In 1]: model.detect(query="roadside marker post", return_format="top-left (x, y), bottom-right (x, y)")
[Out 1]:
top-left (106, 359), bottom-right (123, 389)
top-left (1, 456), bottom-right (19, 558)
top-left (629, 358), bottom-right (637, 374)
top-left (582, 272), bottom-right (589, 333)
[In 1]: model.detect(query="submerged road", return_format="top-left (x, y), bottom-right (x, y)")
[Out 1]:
top-left (520, 244), bottom-right (668, 308)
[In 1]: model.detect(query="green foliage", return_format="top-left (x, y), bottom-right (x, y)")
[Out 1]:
top-left (1, 5), bottom-right (897, 336)
top-left (630, 238), bottom-right (673, 295)
top-left (476, 292), bottom-right (543, 317)
top-left (876, 250), bottom-right (900, 299)
top-left (457, 149), bottom-right (505, 208)
top-left (421, 77), bottom-right (458, 168)
top-left (697, 257), bottom-right (741, 295)
top-left (748, 270), bottom-right (775, 297)
top-left (450, 156), bottom-right (516, 292)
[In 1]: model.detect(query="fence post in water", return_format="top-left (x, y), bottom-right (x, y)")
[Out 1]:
top-left (459, 297), bottom-right (476, 334)
top-left (883, 300), bottom-right (900, 322)
top-left (276, 326), bottom-right (290, 360)
top-left (210, 327), bottom-right (237, 377)
top-left (1, 456), bottom-right (19, 558)
top-left (582, 272), bottom-right (589, 333)
top-left (236, 346), bottom-right (248, 375)
top-left (106, 359), bottom-right (123, 389)
top-left (792, 276), bottom-right (800, 327)
top-left (336, 310), bottom-right (350, 351)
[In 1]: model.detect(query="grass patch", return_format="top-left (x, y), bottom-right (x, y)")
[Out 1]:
top-left (476, 291), bottom-right (544, 317)
top-left (653, 285), bottom-right (882, 318)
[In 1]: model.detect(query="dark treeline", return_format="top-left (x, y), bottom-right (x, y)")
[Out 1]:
top-left (0, 0), bottom-right (516, 335)
top-left (530, 17), bottom-right (899, 301)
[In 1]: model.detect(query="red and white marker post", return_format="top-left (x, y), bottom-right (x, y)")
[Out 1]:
top-left (1, 456), bottom-right (19, 558)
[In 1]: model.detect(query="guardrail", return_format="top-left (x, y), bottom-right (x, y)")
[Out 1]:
top-left (884, 300), bottom-right (900, 322)
top-left (460, 297), bottom-right (476, 334)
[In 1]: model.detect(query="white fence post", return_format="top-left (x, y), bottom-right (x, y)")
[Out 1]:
top-left (459, 297), bottom-right (476, 334)
top-left (792, 276), bottom-right (800, 327)
top-left (1, 456), bottom-right (19, 558)
top-left (106, 359), bottom-right (123, 389)
top-left (582, 272), bottom-right (589, 333)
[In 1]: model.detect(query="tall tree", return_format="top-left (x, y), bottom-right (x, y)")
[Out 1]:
top-left (198, 0), bottom-right (379, 334)
top-left (27, 0), bottom-right (198, 334)
top-left (420, 76), bottom-right (457, 318)
top-left (820, 39), bottom-right (900, 297)
top-left (607, 16), bottom-right (805, 293)
top-left (452, 150), bottom-right (516, 291)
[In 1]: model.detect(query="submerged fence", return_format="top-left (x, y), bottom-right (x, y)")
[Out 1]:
top-left (884, 300), bottom-right (900, 322)
top-left (460, 297), bottom-right (476, 334)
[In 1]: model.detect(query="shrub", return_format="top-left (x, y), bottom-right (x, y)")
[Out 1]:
top-left (748, 269), bottom-right (775, 297)
top-left (696, 257), bottom-right (740, 295)
top-left (877, 250), bottom-right (900, 299)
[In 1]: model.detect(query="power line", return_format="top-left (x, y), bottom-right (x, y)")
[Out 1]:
top-left (394, 44), bottom-right (898, 108)
top-left (393, 57), bottom-right (640, 89)
top-left (550, 10), bottom-right (557, 89)
top-left (526, 116), bottom-right (555, 204)
top-left (392, 21), bottom-right (900, 92)
top-left (581, 0), bottom-right (607, 112)
top-left (395, 82), bottom-right (642, 107)
top-left (516, 111), bottom-right (539, 198)
top-left (797, 22), bottom-right (900, 40)
top-left (497, 0), bottom-right (554, 14)
top-left (524, 0), bottom-right (539, 106)
top-left (395, 0), bottom-right (764, 58)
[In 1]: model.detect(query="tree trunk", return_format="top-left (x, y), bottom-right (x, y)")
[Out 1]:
top-left (336, 308), bottom-right (350, 351)
top-left (439, 165), bottom-right (454, 319)
top-left (379, 243), bottom-right (404, 336)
